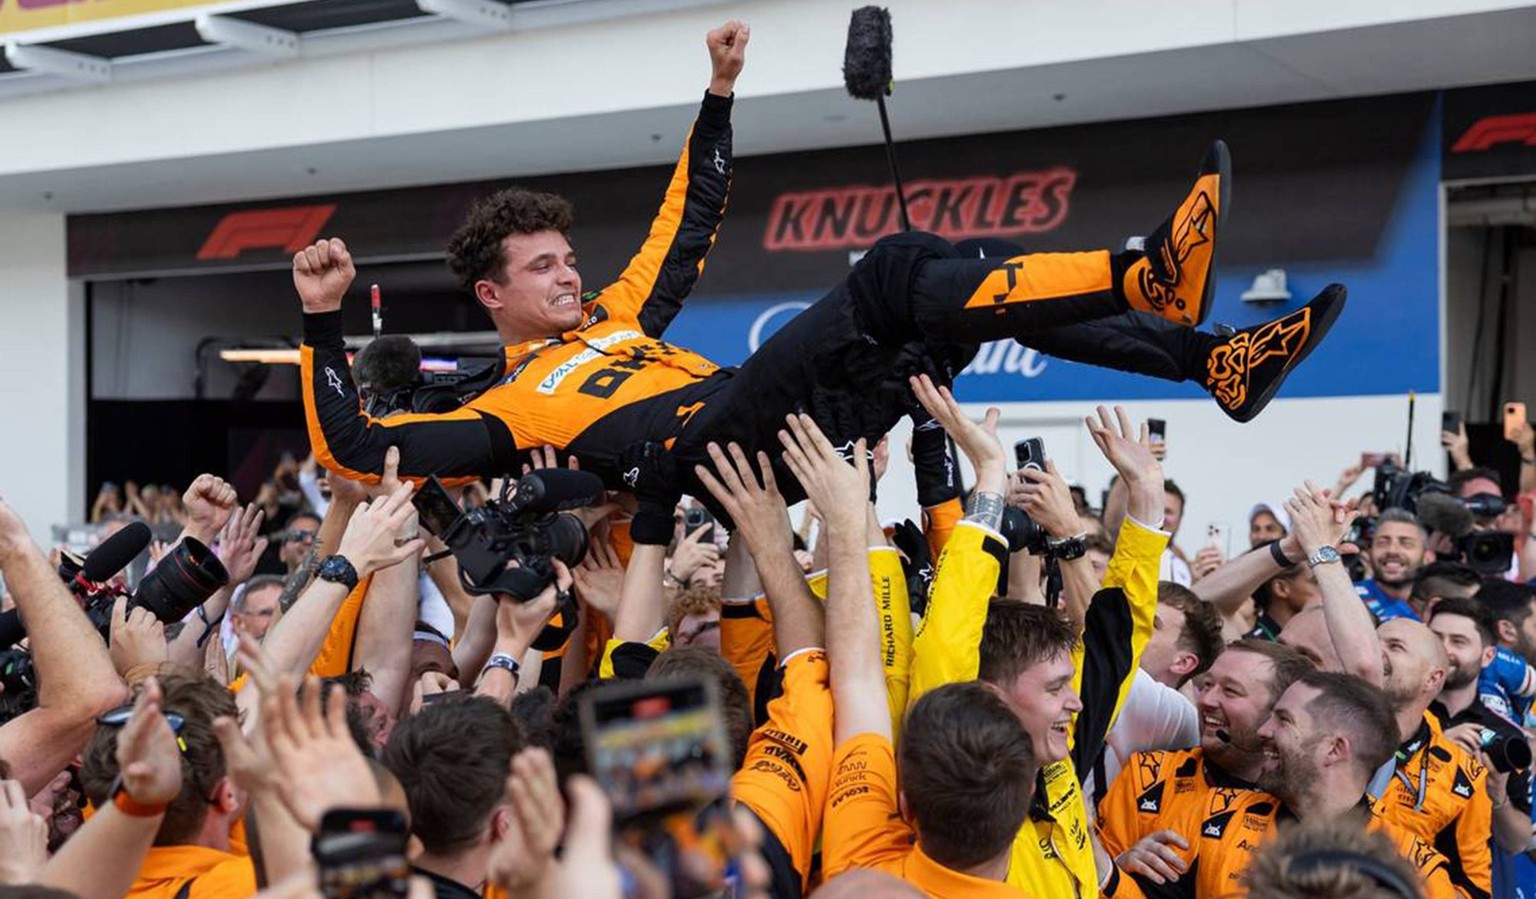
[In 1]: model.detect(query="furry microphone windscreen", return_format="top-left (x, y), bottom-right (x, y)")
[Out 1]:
top-left (1415, 493), bottom-right (1475, 541)
top-left (843, 6), bottom-right (893, 101)
top-left (354, 335), bottom-right (423, 394)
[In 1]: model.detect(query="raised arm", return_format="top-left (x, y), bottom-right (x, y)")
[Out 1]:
top-left (1285, 483), bottom-right (1382, 685)
top-left (1017, 459), bottom-right (1098, 630)
top-left (590, 22), bottom-right (745, 336)
top-left (0, 498), bottom-right (127, 797)
top-left (296, 238), bottom-right (508, 482)
top-left (777, 418), bottom-right (882, 744)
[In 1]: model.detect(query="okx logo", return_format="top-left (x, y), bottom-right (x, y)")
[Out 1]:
top-left (197, 205), bottom-right (337, 260)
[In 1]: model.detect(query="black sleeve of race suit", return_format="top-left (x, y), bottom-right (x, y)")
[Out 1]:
top-left (300, 311), bottom-right (516, 480)
top-left (635, 92), bottom-right (733, 338)
top-left (1070, 586), bottom-right (1136, 777)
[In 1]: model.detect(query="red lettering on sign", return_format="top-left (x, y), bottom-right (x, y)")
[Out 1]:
top-left (196, 205), bottom-right (337, 261)
top-left (1451, 113), bottom-right (1536, 153)
top-left (763, 169), bottom-right (1075, 252)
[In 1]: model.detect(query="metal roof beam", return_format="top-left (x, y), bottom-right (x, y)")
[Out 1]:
top-left (3, 43), bottom-right (112, 82)
top-left (416, 0), bottom-right (511, 31)
top-left (195, 14), bottom-right (301, 58)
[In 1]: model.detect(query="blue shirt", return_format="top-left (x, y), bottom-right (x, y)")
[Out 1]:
top-left (1480, 645), bottom-right (1536, 725)
top-left (1353, 578), bottom-right (1419, 622)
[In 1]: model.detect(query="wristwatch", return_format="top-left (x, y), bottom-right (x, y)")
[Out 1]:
top-left (316, 554), bottom-right (360, 590)
top-left (1048, 533), bottom-right (1088, 561)
top-left (1307, 545), bottom-right (1342, 568)
top-left (482, 652), bottom-right (521, 680)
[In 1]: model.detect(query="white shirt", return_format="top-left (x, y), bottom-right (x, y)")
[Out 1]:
top-left (1082, 668), bottom-right (1200, 823)
top-left (1160, 547), bottom-right (1192, 587)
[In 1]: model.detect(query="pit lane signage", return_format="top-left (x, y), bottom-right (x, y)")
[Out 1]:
top-left (1442, 80), bottom-right (1536, 182)
top-left (1, 0), bottom-right (215, 38)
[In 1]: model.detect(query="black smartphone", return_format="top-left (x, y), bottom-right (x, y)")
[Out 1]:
top-left (1014, 437), bottom-right (1046, 472)
top-left (1146, 418), bottom-right (1167, 446)
top-left (683, 506), bottom-right (716, 545)
top-left (410, 476), bottom-right (463, 538)
top-left (1442, 410), bottom-right (1462, 436)
top-left (422, 689), bottom-right (464, 705)
top-left (581, 677), bottom-right (735, 898)
top-left (312, 809), bottom-right (410, 899)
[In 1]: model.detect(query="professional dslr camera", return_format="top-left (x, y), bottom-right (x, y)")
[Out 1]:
top-left (1372, 463), bottom-right (1514, 575)
top-left (354, 335), bottom-right (505, 418)
top-left (413, 470), bottom-right (604, 651)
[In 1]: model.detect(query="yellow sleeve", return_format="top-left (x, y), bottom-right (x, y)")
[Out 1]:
top-left (868, 547), bottom-right (912, 741)
top-left (907, 521), bottom-right (1008, 710)
top-left (597, 630), bottom-right (670, 679)
top-left (1068, 516), bottom-right (1167, 757)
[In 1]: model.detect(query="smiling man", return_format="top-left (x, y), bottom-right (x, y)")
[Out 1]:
top-left (1356, 509), bottom-right (1432, 622)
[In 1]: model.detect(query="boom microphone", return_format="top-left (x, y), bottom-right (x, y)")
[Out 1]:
top-left (842, 6), bottom-right (892, 101)
top-left (1415, 493), bottom-right (1473, 540)
top-left (511, 469), bottom-right (607, 512)
top-left (842, 6), bottom-right (911, 232)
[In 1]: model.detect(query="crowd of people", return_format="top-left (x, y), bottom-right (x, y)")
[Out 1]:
top-left (4, 18), bottom-right (1536, 899)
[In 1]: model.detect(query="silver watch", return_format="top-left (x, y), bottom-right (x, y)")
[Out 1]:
top-left (1307, 545), bottom-right (1342, 568)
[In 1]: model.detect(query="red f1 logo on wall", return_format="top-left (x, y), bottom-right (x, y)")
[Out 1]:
top-left (1450, 113), bottom-right (1536, 153)
top-left (196, 204), bottom-right (337, 260)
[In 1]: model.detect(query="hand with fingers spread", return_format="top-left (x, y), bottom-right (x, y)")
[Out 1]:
top-left (0, 779), bottom-right (47, 884)
top-left (521, 445), bottom-right (578, 475)
top-left (777, 415), bottom-right (869, 535)
top-left (1116, 830), bottom-right (1190, 885)
top-left (216, 503), bottom-right (270, 587)
top-left (498, 775), bottom-right (621, 899)
top-left (694, 442), bottom-right (793, 558)
top-left (183, 474), bottom-right (239, 544)
top-left (668, 522), bottom-right (721, 587)
top-left (292, 238), bottom-right (356, 314)
top-left (110, 596), bottom-right (168, 679)
top-left (335, 482), bottom-right (426, 578)
top-left (1017, 461), bottom-right (1081, 540)
top-left (573, 538), bottom-right (626, 620)
top-left (1086, 405), bottom-right (1164, 527)
top-left (114, 677), bottom-right (184, 809)
top-left (909, 374), bottom-right (1007, 485)
top-left (488, 748), bottom-right (566, 892)
top-left (263, 677), bottom-right (381, 830)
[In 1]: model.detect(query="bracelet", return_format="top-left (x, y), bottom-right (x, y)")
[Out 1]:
top-left (110, 777), bottom-right (167, 818)
top-left (481, 652), bottom-right (521, 681)
top-left (1269, 540), bottom-right (1296, 568)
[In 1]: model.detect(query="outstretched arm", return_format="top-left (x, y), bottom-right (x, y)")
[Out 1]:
top-left (590, 22), bottom-right (745, 336)
top-left (1286, 483), bottom-right (1381, 685)
top-left (295, 238), bottom-right (510, 482)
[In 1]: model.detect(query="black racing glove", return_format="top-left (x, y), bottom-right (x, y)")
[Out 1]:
top-left (617, 441), bottom-right (681, 546)
top-left (910, 407), bottom-right (960, 509)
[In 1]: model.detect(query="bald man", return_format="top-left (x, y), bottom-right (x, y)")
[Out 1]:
top-left (1278, 605), bottom-right (1341, 671)
top-left (1370, 618), bottom-right (1493, 899)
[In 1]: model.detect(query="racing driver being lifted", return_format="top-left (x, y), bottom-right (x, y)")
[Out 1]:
top-left (296, 20), bottom-right (1345, 541)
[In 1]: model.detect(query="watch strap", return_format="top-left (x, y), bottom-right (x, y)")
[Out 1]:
top-left (1269, 540), bottom-right (1297, 568)
top-left (482, 652), bottom-right (521, 679)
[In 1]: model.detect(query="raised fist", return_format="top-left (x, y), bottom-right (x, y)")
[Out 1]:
top-left (706, 20), bottom-right (749, 96)
top-left (292, 238), bottom-right (356, 314)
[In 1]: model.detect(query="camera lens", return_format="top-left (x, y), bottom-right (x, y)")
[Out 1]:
top-left (1482, 731), bottom-right (1533, 774)
top-left (133, 537), bottom-right (230, 623)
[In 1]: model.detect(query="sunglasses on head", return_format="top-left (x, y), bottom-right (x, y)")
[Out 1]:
top-left (284, 529), bottom-right (317, 544)
top-left (96, 705), bottom-right (185, 733)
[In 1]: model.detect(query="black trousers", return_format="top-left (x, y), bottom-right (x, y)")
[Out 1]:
top-left (672, 232), bottom-right (1205, 509)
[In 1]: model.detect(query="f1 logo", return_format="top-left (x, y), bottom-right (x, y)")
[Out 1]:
top-left (1450, 112), bottom-right (1536, 153)
top-left (196, 205), bottom-right (337, 261)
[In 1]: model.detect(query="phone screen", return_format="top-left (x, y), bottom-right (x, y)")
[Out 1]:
top-left (410, 476), bottom-right (463, 538)
top-left (1442, 411), bottom-right (1462, 435)
top-left (582, 678), bottom-right (736, 899)
top-left (312, 810), bottom-right (410, 899)
top-left (1146, 418), bottom-right (1167, 444)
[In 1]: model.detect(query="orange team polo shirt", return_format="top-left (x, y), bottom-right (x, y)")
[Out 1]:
top-left (822, 733), bottom-right (1031, 899)
top-left (129, 845), bottom-right (256, 899)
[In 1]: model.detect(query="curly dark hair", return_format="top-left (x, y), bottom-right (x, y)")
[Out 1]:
top-left (445, 188), bottom-right (575, 293)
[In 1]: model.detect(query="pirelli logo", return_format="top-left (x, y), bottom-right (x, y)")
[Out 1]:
top-left (763, 169), bottom-right (1076, 252)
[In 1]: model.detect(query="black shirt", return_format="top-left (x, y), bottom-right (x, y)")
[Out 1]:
top-left (1430, 697), bottom-right (1531, 813)
top-left (414, 866), bottom-right (482, 899)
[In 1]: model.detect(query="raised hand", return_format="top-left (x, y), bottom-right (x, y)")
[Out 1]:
top-left (263, 676), bottom-right (381, 830)
top-left (183, 474), bottom-right (239, 543)
top-left (488, 748), bottom-right (566, 893)
top-left (777, 415), bottom-right (869, 534)
top-left (216, 503), bottom-right (269, 586)
top-left (494, 561), bottom-right (568, 656)
top-left (1116, 830), bottom-right (1190, 885)
top-left (335, 482), bottom-right (426, 578)
top-left (909, 375), bottom-right (1006, 480)
top-left (706, 20), bottom-right (749, 96)
top-left (1284, 480), bottom-right (1358, 557)
top-left (668, 521), bottom-right (722, 586)
top-left (572, 538), bottom-right (625, 620)
top-left (1086, 405), bottom-right (1163, 528)
top-left (694, 443), bottom-right (792, 558)
top-left (114, 677), bottom-right (184, 809)
top-left (110, 597), bottom-right (168, 679)
top-left (0, 496), bottom-right (34, 562)
top-left (1016, 461), bottom-right (1081, 540)
top-left (0, 778), bottom-right (47, 884)
top-left (292, 238), bottom-right (356, 314)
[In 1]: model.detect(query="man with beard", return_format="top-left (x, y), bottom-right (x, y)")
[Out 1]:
top-left (1356, 509), bottom-right (1432, 622)
top-left (1476, 578), bottom-right (1536, 725)
top-left (1254, 671), bottom-right (1461, 899)
top-left (1096, 640), bottom-right (1313, 896)
top-left (1428, 597), bottom-right (1536, 898)
top-left (1371, 617), bottom-right (1492, 898)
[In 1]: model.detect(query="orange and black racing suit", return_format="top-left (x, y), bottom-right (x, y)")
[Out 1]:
top-left (303, 93), bottom-right (1155, 506)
